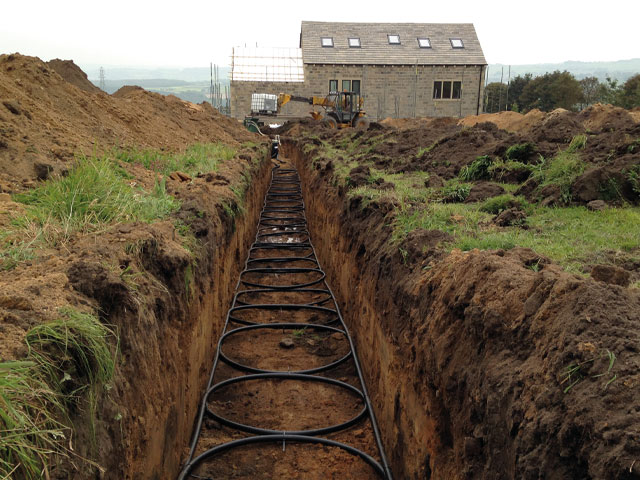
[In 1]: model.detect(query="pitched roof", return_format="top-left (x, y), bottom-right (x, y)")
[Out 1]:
top-left (300, 21), bottom-right (486, 66)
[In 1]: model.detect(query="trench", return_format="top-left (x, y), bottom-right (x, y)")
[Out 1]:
top-left (284, 141), bottom-right (437, 479)
top-left (177, 156), bottom-right (393, 479)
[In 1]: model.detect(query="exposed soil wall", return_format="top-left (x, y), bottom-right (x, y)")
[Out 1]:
top-left (95, 157), bottom-right (272, 478)
top-left (287, 141), bottom-right (640, 479)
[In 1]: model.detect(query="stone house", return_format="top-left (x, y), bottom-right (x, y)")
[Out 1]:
top-left (230, 21), bottom-right (487, 121)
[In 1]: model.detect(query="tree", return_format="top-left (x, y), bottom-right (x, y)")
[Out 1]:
top-left (506, 74), bottom-right (532, 111)
top-left (620, 74), bottom-right (640, 108)
top-left (598, 77), bottom-right (623, 106)
top-left (519, 70), bottom-right (584, 112)
top-left (484, 82), bottom-right (508, 113)
top-left (579, 76), bottom-right (602, 108)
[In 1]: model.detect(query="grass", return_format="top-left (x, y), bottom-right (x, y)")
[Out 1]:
top-left (12, 156), bottom-right (179, 246)
top-left (0, 361), bottom-right (66, 480)
top-left (505, 142), bottom-right (536, 161)
top-left (459, 155), bottom-right (493, 181)
top-left (113, 143), bottom-right (235, 177)
top-left (395, 203), bottom-right (639, 273)
top-left (1, 308), bottom-right (116, 478)
top-left (25, 308), bottom-right (115, 399)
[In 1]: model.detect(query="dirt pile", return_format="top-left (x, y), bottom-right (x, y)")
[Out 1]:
top-left (0, 53), bottom-right (255, 190)
top-left (460, 103), bottom-right (639, 135)
top-left (46, 58), bottom-right (101, 93)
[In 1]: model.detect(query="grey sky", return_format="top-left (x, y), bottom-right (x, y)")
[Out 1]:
top-left (2, 0), bottom-right (638, 68)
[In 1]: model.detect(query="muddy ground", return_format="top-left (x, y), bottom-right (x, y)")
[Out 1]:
top-left (282, 107), bottom-right (640, 479)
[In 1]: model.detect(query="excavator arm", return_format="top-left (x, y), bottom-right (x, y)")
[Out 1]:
top-left (277, 93), bottom-right (335, 110)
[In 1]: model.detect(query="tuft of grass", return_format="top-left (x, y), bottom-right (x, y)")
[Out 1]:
top-left (441, 179), bottom-right (472, 203)
top-left (459, 155), bottom-right (493, 181)
top-left (25, 308), bottom-right (116, 398)
top-left (626, 164), bottom-right (640, 198)
top-left (417, 141), bottom-right (439, 157)
top-left (113, 143), bottom-right (235, 177)
top-left (13, 156), bottom-right (179, 245)
top-left (566, 134), bottom-right (587, 153)
top-left (532, 150), bottom-right (586, 204)
top-left (479, 194), bottom-right (530, 214)
top-left (0, 361), bottom-right (67, 480)
top-left (505, 142), bottom-right (536, 161)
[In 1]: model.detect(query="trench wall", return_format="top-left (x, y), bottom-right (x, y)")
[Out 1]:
top-left (97, 155), bottom-right (272, 479)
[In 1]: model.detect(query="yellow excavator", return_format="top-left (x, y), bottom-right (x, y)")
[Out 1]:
top-left (250, 91), bottom-right (369, 129)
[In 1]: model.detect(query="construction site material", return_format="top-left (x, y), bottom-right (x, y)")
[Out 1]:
top-left (178, 161), bottom-right (391, 479)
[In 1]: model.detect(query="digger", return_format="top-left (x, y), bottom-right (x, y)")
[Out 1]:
top-left (250, 91), bottom-right (369, 129)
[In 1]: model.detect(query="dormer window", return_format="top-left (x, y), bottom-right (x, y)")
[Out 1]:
top-left (417, 37), bottom-right (431, 48)
top-left (388, 34), bottom-right (400, 45)
top-left (348, 37), bottom-right (361, 48)
top-left (450, 38), bottom-right (464, 48)
top-left (321, 37), bottom-right (334, 47)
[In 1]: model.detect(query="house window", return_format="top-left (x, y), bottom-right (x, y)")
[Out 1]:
top-left (443, 81), bottom-right (452, 99)
top-left (417, 38), bottom-right (431, 48)
top-left (434, 81), bottom-right (463, 99)
top-left (329, 79), bottom-right (338, 92)
top-left (321, 37), bottom-right (334, 47)
top-left (342, 80), bottom-right (351, 92)
top-left (388, 34), bottom-right (400, 45)
top-left (450, 38), bottom-right (464, 48)
top-left (349, 38), bottom-right (361, 48)
top-left (452, 81), bottom-right (462, 99)
top-left (352, 80), bottom-right (361, 94)
top-left (433, 81), bottom-right (442, 99)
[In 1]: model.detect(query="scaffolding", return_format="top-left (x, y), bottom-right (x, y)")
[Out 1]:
top-left (231, 47), bottom-right (304, 83)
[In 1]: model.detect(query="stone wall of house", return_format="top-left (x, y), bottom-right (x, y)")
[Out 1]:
top-left (231, 64), bottom-right (485, 121)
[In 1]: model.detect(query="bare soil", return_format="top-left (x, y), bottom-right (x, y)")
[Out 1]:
top-left (286, 135), bottom-right (640, 480)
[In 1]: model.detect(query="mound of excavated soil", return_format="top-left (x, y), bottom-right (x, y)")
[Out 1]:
top-left (0, 53), bottom-right (256, 191)
top-left (46, 58), bottom-right (101, 93)
top-left (578, 103), bottom-right (637, 132)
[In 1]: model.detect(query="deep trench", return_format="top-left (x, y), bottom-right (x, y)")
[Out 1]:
top-left (177, 156), bottom-right (393, 479)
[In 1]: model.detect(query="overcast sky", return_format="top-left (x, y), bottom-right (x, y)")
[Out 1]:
top-left (2, 0), bottom-right (638, 69)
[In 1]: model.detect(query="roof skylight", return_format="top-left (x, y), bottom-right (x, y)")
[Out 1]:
top-left (321, 37), bottom-right (334, 47)
top-left (418, 38), bottom-right (431, 48)
top-left (349, 37), bottom-right (361, 48)
top-left (388, 34), bottom-right (400, 45)
top-left (450, 38), bottom-right (464, 48)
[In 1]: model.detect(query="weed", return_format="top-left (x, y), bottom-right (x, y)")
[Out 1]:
top-left (479, 194), bottom-right (523, 214)
top-left (505, 142), bottom-right (536, 161)
top-left (399, 247), bottom-right (408, 265)
top-left (532, 149), bottom-right (586, 204)
top-left (441, 180), bottom-right (471, 202)
top-left (561, 349), bottom-right (617, 393)
top-left (459, 155), bottom-right (493, 181)
top-left (598, 177), bottom-right (623, 201)
top-left (417, 141), bottom-right (439, 157)
top-left (566, 134), bottom-right (587, 153)
top-left (626, 164), bottom-right (640, 197)
top-left (627, 138), bottom-right (640, 153)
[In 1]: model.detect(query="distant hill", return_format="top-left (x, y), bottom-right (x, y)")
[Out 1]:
top-left (487, 59), bottom-right (640, 83)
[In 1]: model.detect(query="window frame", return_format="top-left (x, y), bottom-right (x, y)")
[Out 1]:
top-left (417, 37), bottom-right (431, 49)
top-left (348, 37), bottom-right (361, 48)
top-left (351, 79), bottom-right (361, 94)
top-left (450, 38), bottom-right (464, 49)
top-left (321, 37), bottom-right (334, 48)
top-left (342, 79), bottom-right (352, 92)
top-left (434, 80), bottom-right (463, 100)
top-left (387, 34), bottom-right (401, 45)
top-left (329, 79), bottom-right (338, 92)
